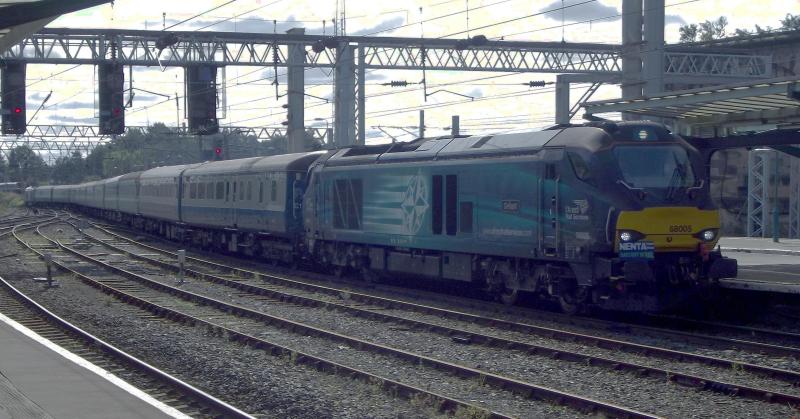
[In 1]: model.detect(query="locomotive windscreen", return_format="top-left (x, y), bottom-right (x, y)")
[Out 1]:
top-left (613, 145), bottom-right (695, 189)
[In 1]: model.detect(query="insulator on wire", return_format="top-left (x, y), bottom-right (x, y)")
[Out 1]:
top-left (527, 80), bottom-right (546, 87)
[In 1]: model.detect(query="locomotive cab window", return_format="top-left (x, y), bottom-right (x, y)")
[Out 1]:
top-left (567, 152), bottom-right (593, 183)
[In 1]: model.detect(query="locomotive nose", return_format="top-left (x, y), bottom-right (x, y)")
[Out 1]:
top-left (615, 207), bottom-right (720, 252)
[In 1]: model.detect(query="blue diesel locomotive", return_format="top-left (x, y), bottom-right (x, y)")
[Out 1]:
top-left (29, 121), bottom-right (769, 312)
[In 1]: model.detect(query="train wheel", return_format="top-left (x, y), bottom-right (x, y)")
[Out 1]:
top-left (498, 287), bottom-right (519, 306)
top-left (361, 267), bottom-right (378, 284)
top-left (558, 286), bottom-right (588, 315)
top-left (333, 266), bottom-right (345, 278)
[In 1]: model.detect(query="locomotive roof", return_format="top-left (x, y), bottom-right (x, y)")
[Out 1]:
top-left (322, 122), bottom-right (678, 167)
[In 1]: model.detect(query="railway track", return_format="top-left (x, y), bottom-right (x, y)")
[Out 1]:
top-left (0, 223), bottom-right (253, 419)
top-left (88, 220), bottom-right (800, 359)
top-left (85, 221), bottom-right (800, 366)
top-left (15, 218), bottom-right (671, 418)
top-left (24, 217), bottom-right (799, 416)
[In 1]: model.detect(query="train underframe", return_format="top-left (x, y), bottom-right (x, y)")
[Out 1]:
top-left (68, 205), bottom-right (736, 313)
top-left (308, 239), bottom-right (737, 313)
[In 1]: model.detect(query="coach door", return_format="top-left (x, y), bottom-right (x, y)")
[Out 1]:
top-left (541, 163), bottom-right (560, 257)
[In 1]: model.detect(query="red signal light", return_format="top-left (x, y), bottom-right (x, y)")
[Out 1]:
top-left (13, 107), bottom-right (21, 114)
top-left (113, 107), bottom-right (121, 116)
top-left (214, 147), bottom-right (222, 155)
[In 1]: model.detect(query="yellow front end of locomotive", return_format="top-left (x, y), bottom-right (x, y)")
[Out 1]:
top-left (615, 207), bottom-right (721, 253)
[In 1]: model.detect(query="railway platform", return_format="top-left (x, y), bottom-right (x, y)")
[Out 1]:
top-left (719, 237), bottom-right (800, 256)
top-left (0, 312), bottom-right (181, 419)
top-left (717, 237), bottom-right (800, 294)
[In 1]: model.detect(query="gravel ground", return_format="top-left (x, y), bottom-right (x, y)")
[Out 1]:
top-left (94, 222), bottom-right (800, 371)
top-left (45, 223), bottom-right (799, 418)
top-left (27, 224), bottom-right (593, 419)
top-left (79, 225), bottom-right (800, 393)
top-left (0, 235), bottom-right (451, 419)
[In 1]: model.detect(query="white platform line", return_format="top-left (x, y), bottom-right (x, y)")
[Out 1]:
top-left (0, 311), bottom-right (191, 419)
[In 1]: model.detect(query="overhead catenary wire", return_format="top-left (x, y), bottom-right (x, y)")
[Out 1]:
top-left (42, 0), bottom-right (606, 126)
top-left (163, 0), bottom-right (240, 31)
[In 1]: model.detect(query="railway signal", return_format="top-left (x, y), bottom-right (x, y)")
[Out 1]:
top-left (98, 63), bottom-right (125, 135)
top-left (2, 62), bottom-right (26, 135)
top-left (185, 65), bottom-right (219, 135)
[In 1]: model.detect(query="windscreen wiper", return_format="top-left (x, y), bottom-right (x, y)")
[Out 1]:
top-left (665, 153), bottom-right (686, 201)
top-left (617, 179), bottom-right (647, 200)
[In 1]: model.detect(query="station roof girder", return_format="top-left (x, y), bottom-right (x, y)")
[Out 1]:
top-left (583, 77), bottom-right (800, 127)
top-left (0, 0), bottom-right (112, 54)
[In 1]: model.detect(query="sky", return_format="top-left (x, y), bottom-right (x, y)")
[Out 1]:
top-left (20, 0), bottom-right (799, 143)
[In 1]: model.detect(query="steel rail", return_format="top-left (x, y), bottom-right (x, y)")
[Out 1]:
top-left (92, 220), bottom-right (800, 357)
top-left (642, 314), bottom-right (800, 347)
top-left (25, 221), bottom-right (657, 419)
top-left (7, 221), bottom-right (255, 419)
top-left (0, 212), bottom-right (59, 238)
top-left (90, 222), bottom-right (800, 386)
top-left (72, 221), bottom-right (800, 406)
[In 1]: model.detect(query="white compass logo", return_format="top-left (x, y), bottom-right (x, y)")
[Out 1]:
top-left (400, 171), bottom-right (429, 234)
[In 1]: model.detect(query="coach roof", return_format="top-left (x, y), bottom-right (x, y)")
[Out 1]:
top-left (184, 152), bottom-right (324, 177)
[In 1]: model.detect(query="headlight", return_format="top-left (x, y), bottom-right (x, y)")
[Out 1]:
top-left (619, 231), bottom-right (632, 242)
top-left (702, 230), bottom-right (715, 241)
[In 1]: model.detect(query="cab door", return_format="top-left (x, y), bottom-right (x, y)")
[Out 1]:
top-left (541, 163), bottom-right (560, 257)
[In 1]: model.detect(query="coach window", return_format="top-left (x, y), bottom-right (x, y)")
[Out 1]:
top-left (190, 182), bottom-right (197, 199)
top-left (226, 182), bottom-right (230, 201)
top-left (271, 180), bottom-right (277, 202)
top-left (216, 182), bottom-right (224, 200)
top-left (239, 181), bottom-right (244, 201)
top-left (247, 181), bottom-right (253, 201)
top-left (259, 182), bottom-right (264, 203)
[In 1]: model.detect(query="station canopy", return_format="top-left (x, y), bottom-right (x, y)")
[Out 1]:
top-left (583, 77), bottom-right (800, 130)
top-left (0, 0), bottom-right (111, 53)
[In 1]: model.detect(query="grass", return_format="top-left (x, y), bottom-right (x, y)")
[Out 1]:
top-left (0, 192), bottom-right (23, 213)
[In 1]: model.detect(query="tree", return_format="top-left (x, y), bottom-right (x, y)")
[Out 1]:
top-left (679, 24), bottom-right (699, 43)
top-left (0, 154), bottom-right (7, 182)
top-left (780, 13), bottom-right (800, 31)
top-left (698, 16), bottom-right (728, 41)
top-left (678, 16), bottom-right (728, 42)
top-left (7, 146), bottom-right (48, 186)
top-left (50, 151), bottom-right (86, 185)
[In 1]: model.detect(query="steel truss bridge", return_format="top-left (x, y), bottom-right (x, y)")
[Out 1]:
top-left (1, 28), bottom-right (772, 152)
